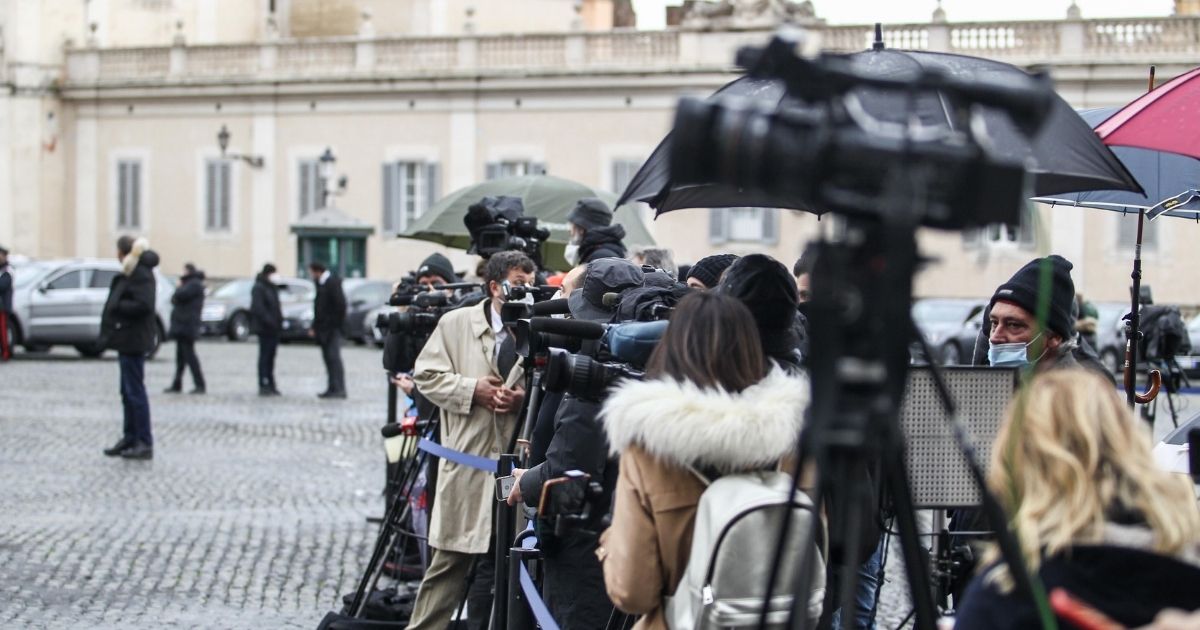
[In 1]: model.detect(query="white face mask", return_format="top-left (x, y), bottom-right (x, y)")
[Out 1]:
top-left (564, 244), bottom-right (581, 266)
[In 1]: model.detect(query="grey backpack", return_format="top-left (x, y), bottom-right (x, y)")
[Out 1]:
top-left (664, 470), bottom-right (826, 629)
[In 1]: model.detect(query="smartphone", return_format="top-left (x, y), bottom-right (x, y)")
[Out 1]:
top-left (496, 475), bottom-right (516, 501)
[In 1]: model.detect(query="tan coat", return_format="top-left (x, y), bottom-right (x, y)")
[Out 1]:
top-left (596, 369), bottom-right (810, 630)
top-left (413, 299), bottom-right (523, 554)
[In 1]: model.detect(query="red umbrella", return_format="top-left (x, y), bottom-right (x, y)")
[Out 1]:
top-left (1096, 66), bottom-right (1200, 160)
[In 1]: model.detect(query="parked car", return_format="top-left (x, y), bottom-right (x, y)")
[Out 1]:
top-left (200, 277), bottom-right (314, 341)
top-left (911, 298), bottom-right (987, 365)
top-left (1092, 302), bottom-right (1129, 374)
top-left (7, 258), bottom-right (174, 358)
top-left (276, 278), bottom-right (392, 344)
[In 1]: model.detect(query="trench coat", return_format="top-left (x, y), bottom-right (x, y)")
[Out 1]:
top-left (413, 299), bottom-right (523, 554)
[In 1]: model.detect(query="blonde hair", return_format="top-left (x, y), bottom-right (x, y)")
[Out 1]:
top-left (984, 369), bottom-right (1200, 588)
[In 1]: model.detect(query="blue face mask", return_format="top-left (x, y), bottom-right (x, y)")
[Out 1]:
top-left (987, 332), bottom-right (1044, 368)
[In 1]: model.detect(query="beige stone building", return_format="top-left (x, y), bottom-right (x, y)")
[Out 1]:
top-left (2, 0), bottom-right (1199, 305)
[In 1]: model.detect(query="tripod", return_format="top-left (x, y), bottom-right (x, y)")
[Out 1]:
top-left (1142, 356), bottom-right (1188, 429)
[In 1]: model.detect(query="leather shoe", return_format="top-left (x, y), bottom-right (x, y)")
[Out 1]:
top-left (189, 387), bottom-right (206, 395)
top-left (103, 437), bottom-right (134, 457)
top-left (318, 391), bottom-right (347, 399)
top-left (163, 386), bottom-right (182, 394)
top-left (119, 441), bottom-right (153, 460)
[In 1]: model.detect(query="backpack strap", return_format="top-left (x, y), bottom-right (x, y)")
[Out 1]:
top-left (685, 464), bottom-right (712, 487)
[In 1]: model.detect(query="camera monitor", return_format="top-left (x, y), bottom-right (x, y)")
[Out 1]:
top-left (900, 366), bottom-right (1018, 508)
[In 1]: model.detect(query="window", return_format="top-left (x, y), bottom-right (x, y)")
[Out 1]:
top-left (117, 160), bottom-right (142, 229)
top-left (205, 158), bottom-right (233, 231)
top-left (88, 269), bottom-right (119, 289)
top-left (298, 159), bottom-right (328, 217)
top-left (1117, 215), bottom-right (1158, 251)
top-left (486, 160), bottom-right (546, 179)
top-left (611, 159), bottom-right (642, 195)
top-left (709, 207), bottom-right (779, 244)
top-left (964, 211), bottom-right (1036, 249)
top-left (383, 161), bottom-right (439, 234)
top-left (47, 270), bottom-right (83, 291)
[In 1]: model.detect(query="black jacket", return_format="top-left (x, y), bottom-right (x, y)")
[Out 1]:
top-left (312, 274), bottom-right (347, 335)
top-left (956, 544), bottom-right (1200, 629)
top-left (0, 265), bottom-right (12, 313)
top-left (101, 249), bottom-right (160, 355)
top-left (579, 224), bottom-right (627, 264)
top-left (168, 271), bottom-right (205, 340)
top-left (250, 276), bottom-right (283, 335)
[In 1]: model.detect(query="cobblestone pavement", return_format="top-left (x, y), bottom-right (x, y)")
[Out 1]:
top-left (0, 340), bottom-right (390, 629)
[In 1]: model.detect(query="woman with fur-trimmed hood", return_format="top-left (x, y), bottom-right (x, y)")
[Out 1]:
top-left (597, 291), bottom-right (810, 630)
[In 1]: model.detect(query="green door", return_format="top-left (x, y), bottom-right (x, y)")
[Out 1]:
top-left (297, 236), bottom-right (367, 278)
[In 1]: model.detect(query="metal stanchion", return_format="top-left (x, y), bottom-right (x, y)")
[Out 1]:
top-left (492, 453), bottom-right (519, 630)
top-left (507, 548), bottom-right (538, 630)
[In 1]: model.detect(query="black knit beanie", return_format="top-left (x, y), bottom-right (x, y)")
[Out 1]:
top-left (718, 254), bottom-right (798, 331)
top-left (686, 253), bottom-right (739, 289)
top-left (989, 255), bottom-right (1076, 340)
top-left (416, 253), bottom-right (458, 285)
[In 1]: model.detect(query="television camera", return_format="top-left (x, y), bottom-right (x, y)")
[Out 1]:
top-left (464, 196), bottom-right (551, 268)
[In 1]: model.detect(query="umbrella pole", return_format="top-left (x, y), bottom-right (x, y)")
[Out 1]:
top-left (1125, 210), bottom-right (1145, 408)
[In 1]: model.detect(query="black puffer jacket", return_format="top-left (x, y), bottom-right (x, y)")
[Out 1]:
top-left (580, 224), bottom-right (627, 263)
top-left (250, 275), bottom-right (283, 335)
top-left (101, 241), bottom-right (159, 355)
top-left (169, 270), bottom-right (205, 340)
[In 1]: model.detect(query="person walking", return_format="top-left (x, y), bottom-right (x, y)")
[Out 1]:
top-left (251, 263), bottom-right (283, 396)
top-left (100, 236), bottom-right (159, 460)
top-left (0, 245), bottom-right (13, 362)
top-left (307, 261), bottom-right (347, 399)
top-left (165, 263), bottom-right (206, 394)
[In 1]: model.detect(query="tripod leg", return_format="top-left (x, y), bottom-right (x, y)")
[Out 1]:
top-left (881, 428), bottom-right (938, 630)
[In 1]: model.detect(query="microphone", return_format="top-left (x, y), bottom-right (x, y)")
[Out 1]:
top-left (530, 317), bottom-right (606, 339)
top-left (602, 292), bottom-right (621, 307)
top-left (531, 298), bottom-right (571, 316)
top-left (381, 418), bottom-right (427, 463)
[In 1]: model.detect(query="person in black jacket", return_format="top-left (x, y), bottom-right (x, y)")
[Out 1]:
top-left (0, 245), bottom-right (12, 362)
top-left (565, 198), bottom-right (627, 266)
top-left (307, 261), bottom-right (347, 399)
top-left (251, 263), bottom-right (283, 396)
top-left (165, 263), bottom-right (206, 394)
top-left (101, 236), bottom-right (159, 460)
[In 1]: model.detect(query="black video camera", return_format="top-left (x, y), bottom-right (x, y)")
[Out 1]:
top-left (464, 196), bottom-right (550, 268)
top-left (542, 320), bottom-right (669, 402)
top-left (377, 277), bottom-right (485, 374)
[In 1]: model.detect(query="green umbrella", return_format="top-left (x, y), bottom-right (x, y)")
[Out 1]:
top-left (400, 174), bottom-right (656, 271)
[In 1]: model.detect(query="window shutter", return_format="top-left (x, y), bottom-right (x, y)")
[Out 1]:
top-left (424, 162), bottom-right (440, 215)
top-left (709, 208), bottom-right (728, 244)
top-left (130, 162), bottom-right (141, 228)
top-left (532, 161), bottom-right (547, 176)
top-left (118, 162), bottom-right (129, 228)
top-left (205, 161), bottom-right (216, 229)
top-left (485, 162), bottom-right (499, 180)
top-left (1018, 215), bottom-right (1035, 248)
top-left (299, 161), bottom-right (312, 217)
top-left (220, 161), bottom-right (231, 229)
top-left (761, 208), bottom-right (779, 245)
top-left (1117, 214), bottom-right (1137, 250)
top-left (1142, 216), bottom-right (1159, 251)
top-left (382, 162), bottom-right (395, 233)
top-left (962, 228), bottom-right (982, 249)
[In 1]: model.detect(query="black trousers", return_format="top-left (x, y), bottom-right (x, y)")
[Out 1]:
top-left (258, 333), bottom-right (278, 390)
top-left (543, 534), bottom-right (614, 630)
top-left (171, 337), bottom-right (205, 389)
top-left (317, 330), bottom-right (346, 394)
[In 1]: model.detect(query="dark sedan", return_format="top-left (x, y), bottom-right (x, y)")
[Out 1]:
top-left (278, 278), bottom-right (391, 343)
top-left (201, 277), bottom-right (314, 341)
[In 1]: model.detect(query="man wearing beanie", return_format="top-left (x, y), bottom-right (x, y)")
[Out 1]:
top-left (565, 198), bottom-right (627, 266)
top-left (686, 253), bottom-right (739, 290)
top-left (415, 252), bottom-right (458, 289)
top-left (718, 254), bottom-right (804, 371)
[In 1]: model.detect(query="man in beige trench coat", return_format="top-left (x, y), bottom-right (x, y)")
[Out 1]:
top-left (407, 250), bottom-right (535, 630)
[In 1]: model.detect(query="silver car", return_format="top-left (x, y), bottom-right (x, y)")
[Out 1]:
top-left (8, 258), bottom-right (174, 358)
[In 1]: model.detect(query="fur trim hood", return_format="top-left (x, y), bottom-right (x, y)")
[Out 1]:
top-left (121, 238), bottom-right (157, 275)
top-left (601, 368), bottom-right (809, 473)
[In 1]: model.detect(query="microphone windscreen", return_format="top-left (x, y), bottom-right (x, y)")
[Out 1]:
top-left (530, 317), bottom-right (605, 339)
top-left (381, 423), bottom-right (405, 439)
top-left (602, 292), bottom-right (621, 307)
top-left (531, 298), bottom-right (571, 316)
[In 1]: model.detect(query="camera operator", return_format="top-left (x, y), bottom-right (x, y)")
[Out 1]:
top-left (718, 254), bottom-right (804, 371)
top-left (598, 291), bottom-right (810, 630)
top-left (506, 258), bottom-right (648, 629)
top-left (390, 253), bottom-right (462, 397)
top-left (406, 250), bottom-right (535, 630)
top-left (683, 253), bottom-right (738, 291)
top-left (565, 198), bottom-right (627, 266)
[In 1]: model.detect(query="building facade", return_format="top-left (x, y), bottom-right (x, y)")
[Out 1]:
top-left (2, 0), bottom-right (1200, 304)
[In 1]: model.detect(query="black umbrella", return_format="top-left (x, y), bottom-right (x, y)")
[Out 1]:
top-left (618, 48), bottom-right (1142, 215)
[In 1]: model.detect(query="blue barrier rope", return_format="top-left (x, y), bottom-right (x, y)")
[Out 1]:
top-left (416, 438), bottom-right (500, 473)
top-left (519, 562), bottom-right (560, 630)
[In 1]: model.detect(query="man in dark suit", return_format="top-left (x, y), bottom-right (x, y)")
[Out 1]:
top-left (251, 263), bottom-right (283, 396)
top-left (165, 262), bottom-right (206, 394)
top-left (307, 261), bottom-right (347, 399)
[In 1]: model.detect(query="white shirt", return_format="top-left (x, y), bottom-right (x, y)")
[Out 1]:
top-left (318, 270), bottom-right (331, 286)
top-left (490, 302), bottom-right (508, 349)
